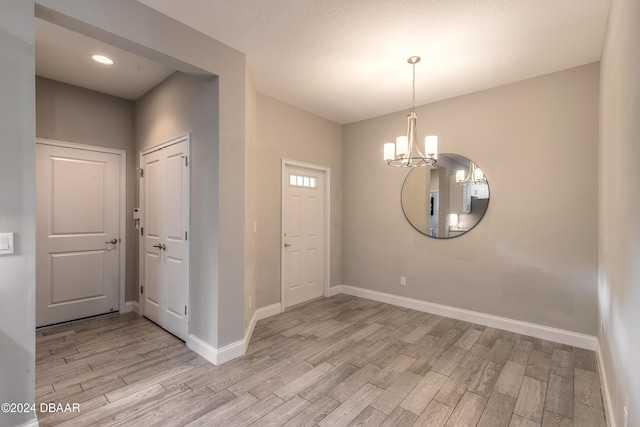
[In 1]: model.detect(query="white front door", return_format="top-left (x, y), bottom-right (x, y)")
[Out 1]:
top-left (36, 142), bottom-right (122, 327)
top-left (141, 137), bottom-right (189, 341)
top-left (282, 164), bottom-right (325, 308)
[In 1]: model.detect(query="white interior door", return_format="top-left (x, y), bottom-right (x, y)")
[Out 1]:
top-left (141, 137), bottom-right (189, 341)
top-left (282, 164), bottom-right (325, 308)
top-left (36, 142), bottom-right (122, 327)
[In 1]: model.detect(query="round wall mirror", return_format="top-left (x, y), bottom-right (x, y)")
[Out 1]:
top-left (401, 153), bottom-right (490, 238)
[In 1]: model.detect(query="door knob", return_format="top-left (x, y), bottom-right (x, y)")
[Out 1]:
top-left (106, 239), bottom-right (118, 245)
top-left (284, 243), bottom-right (291, 248)
top-left (152, 243), bottom-right (167, 250)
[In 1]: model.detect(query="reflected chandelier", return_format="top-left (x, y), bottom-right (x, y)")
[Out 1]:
top-left (456, 160), bottom-right (487, 185)
top-left (384, 56), bottom-right (438, 167)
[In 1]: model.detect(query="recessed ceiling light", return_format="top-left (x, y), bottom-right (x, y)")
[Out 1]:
top-left (91, 54), bottom-right (114, 65)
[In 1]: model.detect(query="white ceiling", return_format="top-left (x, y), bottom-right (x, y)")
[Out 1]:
top-left (35, 1), bottom-right (611, 122)
top-left (137, 0), bottom-right (610, 124)
top-left (35, 18), bottom-right (174, 100)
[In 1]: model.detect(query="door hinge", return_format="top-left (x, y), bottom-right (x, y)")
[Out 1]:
top-left (184, 305), bottom-right (187, 315)
top-left (140, 285), bottom-right (144, 294)
top-left (185, 231), bottom-right (188, 241)
top-left (137, 168), bottom-right (144, 177)
top-left (141, 227), bottom-right (144, 236)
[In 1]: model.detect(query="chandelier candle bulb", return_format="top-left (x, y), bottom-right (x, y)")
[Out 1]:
top-left (425, 136), bottom-right (438, 159)
top-left (396, 136), bottom-right (409, 156)
top-left (384, 143), bottom-right (395, 161)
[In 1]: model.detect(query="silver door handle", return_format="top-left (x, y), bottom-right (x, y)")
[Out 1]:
top-left (152, 243), bottom-right (166, 250)
top-left (106, 239), bottom-right (118, 245)
top-left (284, 243), bottom-right (291, 248)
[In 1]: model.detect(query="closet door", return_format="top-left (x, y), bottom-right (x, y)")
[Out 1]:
top-left (141, 137), bottom-right (189, 341)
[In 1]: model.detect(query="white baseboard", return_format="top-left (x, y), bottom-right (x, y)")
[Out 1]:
top-left (596, 339), bottom-right (616, 427)
top-left (337, 285), bottom-right (597, 351)
top-left (244, 309), bottom-right (258, 351)
top-left (187, 334), bottom-right (246, 366)
top-left (328, 285), bottom-right (343, 297)
top-left (241, 303), bottom-right (283, 351)
top-left (256, 303), bottom-right (282, 320)
top-left (123, 301), bottom-right (140, 314)
top-left (188, 303), bottom-right (283, 366)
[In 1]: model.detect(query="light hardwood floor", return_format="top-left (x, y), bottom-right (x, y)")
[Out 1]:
top-left (35, 294), bottom-right (607, 426)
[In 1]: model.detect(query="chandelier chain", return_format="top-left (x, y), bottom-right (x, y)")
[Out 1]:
top-left (411, 62), bottom-right (416, 113)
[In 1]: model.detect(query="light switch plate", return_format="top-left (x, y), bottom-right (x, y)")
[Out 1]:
top-left (0, 232), bottom-right (14, 255)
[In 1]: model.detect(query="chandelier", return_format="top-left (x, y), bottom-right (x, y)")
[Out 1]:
top-left (456, 160), bottom-right (487, 185)
top-left (383, 56), bottom-right (438, 167)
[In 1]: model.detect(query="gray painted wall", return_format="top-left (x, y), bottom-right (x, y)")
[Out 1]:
top-left (0, 2), bottom-right (36, 426)
top-left (343, 64), bottom-right (599, 335)
top-left (245, 66), bottom-right (258, 329)
top-left (599, 0), bottom-right (640, 421)
top-left (256, 94), bottom-right (343, 308)
top-left (35, 77), bottom-right (137, 301)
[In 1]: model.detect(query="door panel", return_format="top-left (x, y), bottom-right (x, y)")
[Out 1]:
top-left (303, 248), bottom-right (318, 288)
top-left (161, 142), bottom-right (189, 339)
top-left (165, 152), bottom-right (184, 239)
top-left (36, 143), bottom-right (121, 327)
top-left (287, 250), bottom-right (301, 291)
top-left (289, 196), bottom-right (302, 239)
top-left (51, 157), bottom-right (106, 233)
top-left (144, 251), bottom-right (161, 319)
top-left (303, 195), bottom-right (318, 236)
top-left (142, 151), bottom-right (162, 325)
top-left (144, 159), bottom-right (161, 239)
top-left (166, 255), bottom-right (185, 318)
top-left (141, 138), bottom-right (189, 341)
top-left (50, 251), bottom-right (104, 304)
top-left (283, 165), bottom-right (324, 308)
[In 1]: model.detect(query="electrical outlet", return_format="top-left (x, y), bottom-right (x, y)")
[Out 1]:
top-left (624, 406), bottom-right (628, 427)
top-left (400, 276), bottom-right (406, 286)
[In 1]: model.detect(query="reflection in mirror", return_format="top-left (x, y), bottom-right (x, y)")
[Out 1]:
top-left (401, 153), bottom-right (489, 238)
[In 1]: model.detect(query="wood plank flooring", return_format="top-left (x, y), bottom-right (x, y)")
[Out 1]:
top-left (35, 294), bottom-right (607, 426)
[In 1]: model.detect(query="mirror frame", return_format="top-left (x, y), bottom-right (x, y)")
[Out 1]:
top-left (401, 153), bottom-right (490, 239)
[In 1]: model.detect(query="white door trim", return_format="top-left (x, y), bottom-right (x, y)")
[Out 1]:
top-left (281, 158), bottom-right (331, 312)
top-left (36, 137), bottom-right (127, 315)
top-left (138, 133), bottom-right (191, 322)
